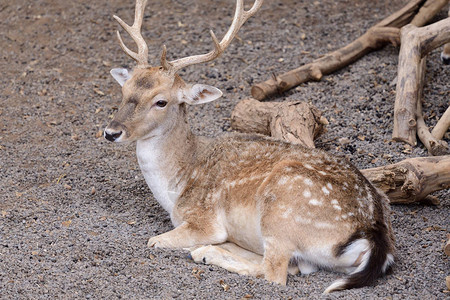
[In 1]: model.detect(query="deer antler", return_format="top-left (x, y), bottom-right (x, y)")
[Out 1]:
top-left (114, 0), bottom-right (149, 67)
top-left (162, 0), bottom-right (264, 74)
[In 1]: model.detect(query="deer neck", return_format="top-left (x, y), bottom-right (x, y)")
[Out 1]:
top-left (135, 106), bottom-right (207, 220)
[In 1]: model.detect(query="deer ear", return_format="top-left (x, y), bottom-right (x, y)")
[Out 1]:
top-left (179, 84), bottom-right (223, 105)
top-left (110, 68), bottom-right (132, 86)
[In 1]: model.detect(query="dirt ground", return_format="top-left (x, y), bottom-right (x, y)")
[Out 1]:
top-left (1, 0), bottom-right (449, 299)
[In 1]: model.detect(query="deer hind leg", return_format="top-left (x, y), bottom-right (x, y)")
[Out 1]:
top-left (261, 238), bottom-right (292, 285)
top-left (189, 243), bottom-right (264, 277)
top-left (148, 221), bottom-right (226, 249)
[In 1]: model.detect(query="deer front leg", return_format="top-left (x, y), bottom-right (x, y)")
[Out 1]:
top-left (190, 243), bottom-right (264, 277)
top-left (148, 222), bottom-right (226, 249)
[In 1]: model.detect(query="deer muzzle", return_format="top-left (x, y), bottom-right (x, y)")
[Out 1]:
top-left (104, 120), bottom-right (126, 142)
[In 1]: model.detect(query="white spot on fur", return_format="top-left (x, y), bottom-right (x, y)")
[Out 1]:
top-left (295, 215), bottom-right (312, 224)
top-left (292, 175), bottom-right (303, 181)
top-left (304, 163), bottom-right (314, 170)
top-left (304, 178), bottom-right (313, 186)
top-left (327, 182), bottom-right (333, 190)
top-left (331, 199), bottom-right (339, 205)
top-left (333, 204), bottom-right (342, 211)
top-left (314, 222), bottom-right (333, 229)
top-left (318, 171), bottom-right (327, 176)
top-left (303, 189), bottom-right (311, 198)
top-left (322, 186), bottom-right (330, 195)
top-left (278, 176), bottom-right (289, 185)
top-left (309, 199), bottom-right (322, 206)
top-left (282, 208), bottom-right (292, 219)
top-left (342, 182), bottom-right (348, 190)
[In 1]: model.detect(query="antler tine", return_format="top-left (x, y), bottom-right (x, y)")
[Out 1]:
top-left (163, 0), bottom-right (264, 74)
top-left (114, 0), bottom-right (149, 67)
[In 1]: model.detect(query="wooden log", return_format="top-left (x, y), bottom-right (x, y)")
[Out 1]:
top-left (361, 156), bottom-right (450, 204)
top-left (250, 26), bottom-right (401, 100)
top-left (230, 98), bottom-right (328, 148)
top-left (417, 103), bottom-right (449, 155)
top-left (414, 57), bottom-right (449, 155)
top-left (431, 106), bottom-right (450, 140)
top-left (410, 0), bottom-right (449, 26)
top-left (392, 18), bottom-right (450, 145)
top-left (442, 6), bottom-right (450, 63)
top-left (251, 0), bottom-right (449, 100)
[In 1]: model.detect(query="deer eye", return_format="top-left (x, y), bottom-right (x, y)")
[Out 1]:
top-left (155, 100), bottom-right (167, 108)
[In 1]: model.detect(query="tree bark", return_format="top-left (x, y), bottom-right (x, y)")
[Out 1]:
top-left (361, 156), bottom-right (450, 204)
top-left (231, 98), bottom-right (328, 148)
top-left (392, 18), bottom-right (450, 145)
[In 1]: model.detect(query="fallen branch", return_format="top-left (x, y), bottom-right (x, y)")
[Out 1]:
top-left (392, 17), bottom-right (450, 145)
top-left (414, 58), bottom-right (449, 155)
top-left (251, 0), bottom-right (449, 100)
top-left (231, 98), bottom-right (328, 148)
top-left (361, 156), bottom-right (450, 204)
top-left (250, 27), bottom-right (399, 100)
top-left (409, 0), bottom-right (449, 26)
top-left (431, 106), bottom-right (450, 140)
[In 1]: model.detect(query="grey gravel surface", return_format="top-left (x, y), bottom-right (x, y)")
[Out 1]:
top-left (1, 0), bottom-right (449, 299)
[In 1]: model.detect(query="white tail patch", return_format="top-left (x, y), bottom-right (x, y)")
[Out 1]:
top-left (323, 278), bottom-right (348, 294)
top-left (382, 253), bottom-right (395, 273)
top-left (339, 238), bottom-right (371, 267)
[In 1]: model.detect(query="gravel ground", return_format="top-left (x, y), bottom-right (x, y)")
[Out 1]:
top-left (1, 0), bottom-right (449, 299)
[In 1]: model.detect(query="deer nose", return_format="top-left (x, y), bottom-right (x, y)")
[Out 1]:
top-left (104, 129), bottom-right (123, 142)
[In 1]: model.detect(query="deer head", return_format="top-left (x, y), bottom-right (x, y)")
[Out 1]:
top-left (104, 0), bottom-right (263, 142)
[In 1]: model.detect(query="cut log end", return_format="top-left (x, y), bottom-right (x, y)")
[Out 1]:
top-left (231, 98), bottom-right (327, 148)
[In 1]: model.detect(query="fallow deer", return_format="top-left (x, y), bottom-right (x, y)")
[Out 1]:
top-left (104, 0), bottom-right (395, 293)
